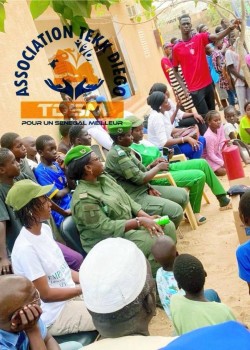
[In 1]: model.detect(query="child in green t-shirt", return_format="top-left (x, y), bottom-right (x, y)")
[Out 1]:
top-left (170, 254), bottom-right (236, 335)
top-left (239, 102), bottom-right (250, 144)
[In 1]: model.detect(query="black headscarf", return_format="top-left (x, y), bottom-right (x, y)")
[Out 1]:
top-left (147, 91), bottom-right (165, 112)
top-left (149, 83), bottom-right (167, 95)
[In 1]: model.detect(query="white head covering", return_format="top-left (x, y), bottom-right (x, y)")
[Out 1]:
top-left (79, 238), bottom-right (147, 313)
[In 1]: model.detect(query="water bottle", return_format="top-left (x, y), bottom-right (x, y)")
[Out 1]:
top-left (159, 147), bottom-right (169, 161)
top-left (154, 215), bottom-right (170, 226)
top-left (159, 147), bottom-right (163, 157)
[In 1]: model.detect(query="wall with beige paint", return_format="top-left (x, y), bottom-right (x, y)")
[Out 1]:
top-left (0, 0), bottom-right (60, 140)
top-left (90, 2), bottom-right (166, 96)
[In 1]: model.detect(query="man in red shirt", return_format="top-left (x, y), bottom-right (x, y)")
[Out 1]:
top-left (173, 15), bottom-right (241, 135)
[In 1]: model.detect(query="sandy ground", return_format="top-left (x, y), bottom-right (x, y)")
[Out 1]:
top-left (148, 166), bottom-right (250, 336)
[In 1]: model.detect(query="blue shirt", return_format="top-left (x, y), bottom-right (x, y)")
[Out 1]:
top-left (156, 268), bottom-right (184, 318)
top-left (236, 240), bottom-right (250, 282)
top-left (34, 162), bottom-right (71, 227)
top-left (0, 319), bottom-right (47, 350)
top-left (160, 321), bottom-right (250, 350)
top-left (206, 54), bottom-right (220, 84)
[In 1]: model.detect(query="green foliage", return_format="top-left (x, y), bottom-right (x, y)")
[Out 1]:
top-left (140, 0), bottom-right (153, 11)
top-left (206, 0), bottom-right (233, 27)
top-left (0, 0), bottom-right (154, 34)
top-left (0, 3), bottom-right (5, 32)
top-left (0, 0), bottom-right (6, 32)
top-left (144, 6), bottom-right (155, 20)
top-left (71, 15), bottom-right (88, 36)
top-left (30, 0), bottom-right (50, 19)
top-left (30, 0), bottom-right (109, 35)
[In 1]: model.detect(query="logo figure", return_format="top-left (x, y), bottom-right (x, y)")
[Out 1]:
top-left (45, 48), bottom-right (104, 100)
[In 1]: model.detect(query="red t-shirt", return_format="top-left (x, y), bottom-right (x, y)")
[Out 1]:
top-left (161, 57), bottom-right (173, 84)
top-left (172, 33), bottom-right (212, 92)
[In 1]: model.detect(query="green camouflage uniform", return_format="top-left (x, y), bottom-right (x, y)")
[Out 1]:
top-left (105, 144), bottom-right (188, 228)
top-left (71, 174), bottom-right (176, 276)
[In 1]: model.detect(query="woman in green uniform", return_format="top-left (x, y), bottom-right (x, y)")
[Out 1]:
top-left (64, 145), bottom-right (176, 277)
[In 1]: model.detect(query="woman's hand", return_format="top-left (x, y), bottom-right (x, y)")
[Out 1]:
top-left (156, 162), bottom-right (169, 172)
top-left (185, 137), bottom-right (202, 151)
top-left (148, 158), bottom-right (167, 169)
top-left (148, 187), bottom-right (161, 197)
top-left (138, 217), bottom-right (164, 237)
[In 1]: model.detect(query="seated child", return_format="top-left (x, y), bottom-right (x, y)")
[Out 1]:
top-left (170, 254), bottom-right (236, 335)
top-left (239, 102), bottom-right (250, 144)
top-left (34, 135), bottom-right (72, 228)
top-left (22, 136), bottom-right (40, 170)
top-left (0, 132), bottom-right (36, 181)
top-left (0, 275), bottom-right (83, 350)
top-left (151, 236), bottom-right (221, 318)
top-left (223, 106), bottom-right (239, 140)
top-left (236, 191), bottom-right (250, 294)
top-left (203, 111), bottom-right (227, 176)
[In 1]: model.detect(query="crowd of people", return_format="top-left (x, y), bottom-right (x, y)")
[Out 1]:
top-left (1, 13), bottom-right (250, 350)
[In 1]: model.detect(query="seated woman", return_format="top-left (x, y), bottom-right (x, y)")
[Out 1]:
top-left (147, 91), bottom-right (206, 160)
top-left (128, 115), bottom-right (232, 224)
top-left (105, 120), bottom-right (188, 230)
top-left (6, 180), bottom-right (95, 336)
top-left (64, 145), bottom-right (176, 277)
top-left (149, 83), bottom-right (205, 130)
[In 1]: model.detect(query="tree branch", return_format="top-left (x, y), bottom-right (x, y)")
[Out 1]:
top-left (237, 0), bottom-right (250, 87)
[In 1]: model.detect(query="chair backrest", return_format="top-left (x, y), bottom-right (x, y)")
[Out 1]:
top-left (60, 216), bottom-right (87, 257)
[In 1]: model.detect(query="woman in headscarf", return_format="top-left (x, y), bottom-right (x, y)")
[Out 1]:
top-left (149, 83), bottom-right (204, 130)
top-left (147, 90), bottom-right (206, 159)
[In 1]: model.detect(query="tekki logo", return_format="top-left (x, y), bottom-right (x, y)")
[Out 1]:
top-left (14, 26), bottom-right (126, 122)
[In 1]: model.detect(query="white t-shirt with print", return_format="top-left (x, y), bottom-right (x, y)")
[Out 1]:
top-left (12, 223), bottom-right (75, 327)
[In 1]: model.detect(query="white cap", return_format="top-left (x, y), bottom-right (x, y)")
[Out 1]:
top-left (79, 238), bottom-right (147, 313)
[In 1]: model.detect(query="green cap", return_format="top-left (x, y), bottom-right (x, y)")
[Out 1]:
top-left (64, 146), bottom-right (92, 166)
top-left (107, 119), bottom-right (132, 135)
top-left (125, 115), bottom-right (143, 128)
top-left (6, 179), bottom-right (53, 211)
